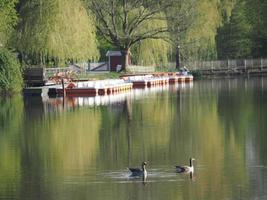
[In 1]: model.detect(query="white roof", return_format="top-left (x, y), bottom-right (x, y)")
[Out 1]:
top-left (106, 51), bottom-right (122, 57)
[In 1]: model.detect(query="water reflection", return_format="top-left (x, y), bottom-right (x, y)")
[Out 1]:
top-left (0, 78), bottom-right (267, 200)
top-left (42, 83), bottom-right (193, 111)
top-left (0, 96), bottom-right (23, 199)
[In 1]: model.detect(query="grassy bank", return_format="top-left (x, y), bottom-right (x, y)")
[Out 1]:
top-left (75, 72), bottom-right (122, 81)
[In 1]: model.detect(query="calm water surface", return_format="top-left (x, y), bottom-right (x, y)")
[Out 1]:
top-left (0, 77), bottom-right (267, 200)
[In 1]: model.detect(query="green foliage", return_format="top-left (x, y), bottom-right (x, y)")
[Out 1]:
top-left (131, 12), bottom-right (171, 66)
top-left (0, 47), bottom-right (23, 94)
top-left (76, 72), bottom-right (121, 80)
top-left (245, 0), bottom-right (267, 57)
top-left (97, 35), bottom-right (117, 61)
top-left (167, 0), bottom-right (236, 62)
top-left (216, 0), bottom-right (267, 59)
top-left (0, 0), bottom-right (18, 46)
top-left (178, 0), bottom-right (236, 61)
top-left (2, 0), bottom-right (265, 69)
top-left (219, 0), bottom-right (237, 21)
top-left (131, 38), bottom-right (171, 66)
top-left (216, 0), bottom-right (252, 59)
top-left (88, 0), bottom-right (172, 69)
top-left (190, 70), bottom-right (202, 79)
top-left (15, 0), bottom-right (99, 66)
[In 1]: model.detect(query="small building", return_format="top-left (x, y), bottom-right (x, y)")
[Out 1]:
top-left (106, 51), bottom-right (131, 71)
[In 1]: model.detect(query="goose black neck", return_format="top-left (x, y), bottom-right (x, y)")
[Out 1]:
top-left (190, 158), bottom-right (193, 167)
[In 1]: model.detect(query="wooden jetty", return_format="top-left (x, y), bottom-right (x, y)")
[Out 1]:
top-left (168, 74), bottom-right (193, 83)
top-left (127, 75), bottom-right (169, 88)
top-left (122, 73), bottom-right (193, 88)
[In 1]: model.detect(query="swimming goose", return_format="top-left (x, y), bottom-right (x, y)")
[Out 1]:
top-left (128, 162), bottom-right (147, 177)
top-left (175, 158), bottom-right (195, 173)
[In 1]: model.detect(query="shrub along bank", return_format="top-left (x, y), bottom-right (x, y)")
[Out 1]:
top-left (0, 47), bottom-right (23, 96)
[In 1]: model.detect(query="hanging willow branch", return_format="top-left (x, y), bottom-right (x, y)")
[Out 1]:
top-left (15, 0), bottom-right (99, 66)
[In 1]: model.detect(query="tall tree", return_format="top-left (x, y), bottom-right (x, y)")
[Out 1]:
top-left (216, 0), bottom-right (252, 59)
top-left (15, 0), bottom-right (99, 66)
top-left (246, 0), bottom-right (267, 57)
top-left (166, 0), bottom-right (199, 68)
top-left (88, 0), bottom-right (174, 70)
top-left (216, 0), bottom-right (267, 59)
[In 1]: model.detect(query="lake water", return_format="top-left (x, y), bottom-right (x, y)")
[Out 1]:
top-left (0, 77), bottom-right (267, 200)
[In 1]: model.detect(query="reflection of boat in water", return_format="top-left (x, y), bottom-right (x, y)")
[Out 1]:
top-left (45, 92), bottom-right (132, 110)
top-left (43, 82), bottom-right (193, 110)
top-left (169, 82), bottom-right (193, 92)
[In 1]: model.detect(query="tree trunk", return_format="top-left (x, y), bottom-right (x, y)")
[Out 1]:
top-left (121, 49), bottom-right (129, 71)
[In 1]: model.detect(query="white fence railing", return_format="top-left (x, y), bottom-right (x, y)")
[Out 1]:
top-left (180, 58), bottom-right (267, 70)
top-left (45, 65), bottom-right (86, 77)
top-left (126, 65), bottom-right (155, 73)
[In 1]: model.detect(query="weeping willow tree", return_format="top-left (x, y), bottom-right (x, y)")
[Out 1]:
top-left (88, 0), bottom-right (174, 70)
top-left (168, 0), bottom-right (236, 62)
top-left (181, 0), bottom-right (236, 61)
top-left (15, 0), bottom-right (99, 66)
top-left (132, 38), bottom-right (171, 66)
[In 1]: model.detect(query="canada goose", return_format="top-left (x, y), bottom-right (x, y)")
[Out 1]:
top-left (128, 162), bottom-right (147, 177)
top-left (175, 158), bottom-right (195, 173)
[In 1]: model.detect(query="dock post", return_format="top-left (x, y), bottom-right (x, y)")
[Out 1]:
top-left (61, 78), bottom-right (66, 109)
top-left (244, 59), bottom-right (247, 72)
top-left (61, 78), bottom-right (66, 97)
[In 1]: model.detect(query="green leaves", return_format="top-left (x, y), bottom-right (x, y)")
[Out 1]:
top-left (0, 47), bottom-right (23, 94)
top-left (166, 0), bottom-right (240, 62)
top-left (216, 0), bottom-right (266, 59)
top-left (16, 0), bottom-right (99, 66)
top-left (0, 0), bottom-right (18, 46)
